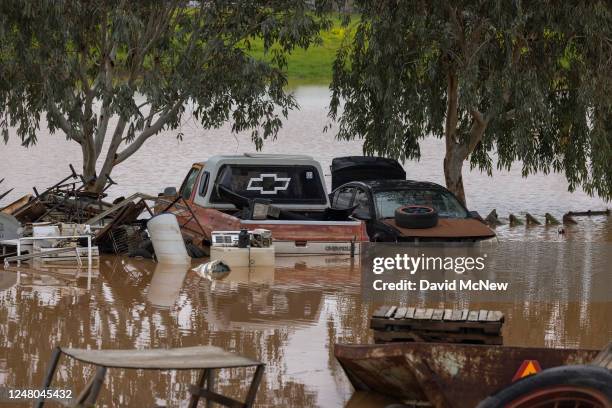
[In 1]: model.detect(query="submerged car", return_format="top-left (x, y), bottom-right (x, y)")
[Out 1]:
top-left (330, 157), bottom-right (496, 242)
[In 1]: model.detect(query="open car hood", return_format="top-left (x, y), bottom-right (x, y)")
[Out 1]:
top-left (383, 218), bottom-right (496, 239)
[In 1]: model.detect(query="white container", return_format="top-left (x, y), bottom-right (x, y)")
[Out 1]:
top-left (147, 213), bottom-right (190, 264)
top-left (210, 246), bottom-right (275, 268)
top-left (33, 224), bottom-right (61, 250)
top-left (249, 247), bottom-right (275, 267)
top-left (210, 246), bottom-right (250, 268)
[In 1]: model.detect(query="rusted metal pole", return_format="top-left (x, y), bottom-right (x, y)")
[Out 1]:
top-left (244, 364), bottom-right (265, 408)
top-left (34, 347), bottom-right (62, 408)
top-left (83, 366), bottom-right (107, 406)
top-left (188, 369), bottom-right (208, 408)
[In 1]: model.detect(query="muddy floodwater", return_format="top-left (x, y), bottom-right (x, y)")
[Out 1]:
top-left (0, 86), bottom-right (611, 407)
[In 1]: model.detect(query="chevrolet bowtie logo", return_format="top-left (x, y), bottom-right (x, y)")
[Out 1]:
top-left (246, 173), bottom-right (291, 195)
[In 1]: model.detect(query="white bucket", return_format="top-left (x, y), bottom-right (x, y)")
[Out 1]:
top-left (147, 213), bottom-right (190, 264)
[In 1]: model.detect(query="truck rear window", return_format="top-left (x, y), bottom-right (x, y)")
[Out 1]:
top-left (210, 165), bottom-right (327, 205)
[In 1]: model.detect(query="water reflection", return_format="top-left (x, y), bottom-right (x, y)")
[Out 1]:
top-left (0, 252), bottom-right (609, 407)
top-left (148, 263), bottom-right (189, 309)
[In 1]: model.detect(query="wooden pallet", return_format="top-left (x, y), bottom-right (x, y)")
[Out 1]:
top-left (592, 342), bottom-right (612, 370)
top-left (371, 306), bottom-right (504, 345)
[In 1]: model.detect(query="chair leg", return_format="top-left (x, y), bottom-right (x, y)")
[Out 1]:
top-left (205, 369), bottom-right (215, 408)
top-left (83, 366), bottom-right (107, 406)
top-left (244, 365), bottom-right (265, 408)
top-left (34, 347), bottom-right (62, 408)
top-left (188, 369), bottom-right (209, 408)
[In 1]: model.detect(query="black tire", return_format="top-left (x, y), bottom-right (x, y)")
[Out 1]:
top-left (476, 365), bottom-right (612, 408)
top-left (186, 242), bottom-right (207, 258)
top-left (394, 205), bottom-right (438, 228)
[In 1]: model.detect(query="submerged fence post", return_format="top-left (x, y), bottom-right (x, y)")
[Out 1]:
top-left (509, 214), bottom-right (523, 226)
top-left (545, 213), bottom-right (560, 225)
top-left (525, 213), bottom-right (541, 225)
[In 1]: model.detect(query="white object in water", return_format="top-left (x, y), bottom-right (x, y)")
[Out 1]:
top-left (210, 246), bottom-right (275, 268)
top-left (147, 213), bottom-right (190, 264)
top-left (33, 224), bottom-right (61, 250)
top-left (0, 213), bottom-right (20, 240)
top-left (148, 262), bottom-right (189, 308)
top-left (192, 260), bottom-right (231, 281)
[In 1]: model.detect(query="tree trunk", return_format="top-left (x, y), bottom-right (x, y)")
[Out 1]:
top-left (82, 145), bottom-right (98, 191)
top-left (444, 142), bottom-right (467, 206)
top-left (443, 72), bottom-right (468, 206)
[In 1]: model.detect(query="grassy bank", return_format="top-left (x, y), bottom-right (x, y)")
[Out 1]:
top-left (248, 15), bottom-right (358, 87)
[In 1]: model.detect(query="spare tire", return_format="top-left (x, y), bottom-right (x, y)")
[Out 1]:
top-left (394, 205), bottom-right (438, 229)
top-left (476, 365), bottom-right (612, 408)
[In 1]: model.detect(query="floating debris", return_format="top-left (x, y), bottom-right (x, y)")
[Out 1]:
top-left (192, 259), bottom-right (231, 280)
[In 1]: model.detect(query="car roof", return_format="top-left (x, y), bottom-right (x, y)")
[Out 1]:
top-left (343, 179), bottom-right (447, 191)
top-left (195, 153), bottom-right (315, 167)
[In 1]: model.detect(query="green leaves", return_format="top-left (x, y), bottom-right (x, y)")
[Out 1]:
top-left (0, 0), bottom-right (329, 190)
top-left (330, 1), bottom-right (612, 201)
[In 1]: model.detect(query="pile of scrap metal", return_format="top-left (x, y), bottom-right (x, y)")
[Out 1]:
top-left (1, 165), bottom-right (207, 261)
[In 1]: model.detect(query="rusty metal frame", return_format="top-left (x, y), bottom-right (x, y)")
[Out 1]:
top-left (188, 364), bottom-right (265, 408)
top-left (334, 342), bottom-right (601, 408)
top-left (159, 196), bottom-right (208, 240)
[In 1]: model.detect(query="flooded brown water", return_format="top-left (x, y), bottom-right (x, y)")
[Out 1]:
top-left (0, 86), bottom-right (611, 407)
top-left (0, 256), bottom-right (610, 407)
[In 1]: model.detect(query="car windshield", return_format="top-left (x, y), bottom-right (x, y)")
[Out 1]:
top-left (374, 189), bottom-right (468, 218)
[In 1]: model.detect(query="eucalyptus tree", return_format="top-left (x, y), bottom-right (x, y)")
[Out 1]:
top-left (0, 1), bottom-right (328, 192)
top-left (329, 1), bottom-right (612, 205)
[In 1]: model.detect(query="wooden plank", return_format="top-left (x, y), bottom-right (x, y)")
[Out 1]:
top-left (450, 310), bottom-right (462, 321)
top-left (431, 309), bottom-right (444, 320)
top-left (413, 308), bottom-right (427, 319)
top-left (487, 311), bottom-right (504, 322)
top-left (385, 306), bottom-right (398, 319)
top-left (394, 307), bottom-right (408, 320)
top-left (443, 309), bottom-right (453, 320)
top-left (423, 308), bottom-right (434, 320)
top-left (468, 310), bottom-right (479, 321)
top-left (372, 306), bottom-right (390, 318)
top-left (478, 310), bottom-right (489, 322)
top-left (405, 307), bottom-right (415, 319)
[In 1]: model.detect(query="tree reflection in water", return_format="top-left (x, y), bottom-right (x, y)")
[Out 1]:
top-left (0, 251), bottom-right (609, 407)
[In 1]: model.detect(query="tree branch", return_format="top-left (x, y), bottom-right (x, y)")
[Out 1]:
top-left (114, 101), bottom-right (183, 165)
top-left (465, 109), bottom-right (488, 157)
top-left (48, 104), bottom-right (82, 143)
top-left (94, 42), bottom-right (116, 158)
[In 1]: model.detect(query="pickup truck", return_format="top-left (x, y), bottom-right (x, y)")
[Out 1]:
top-left (167, 154), bottom-right (368, 255)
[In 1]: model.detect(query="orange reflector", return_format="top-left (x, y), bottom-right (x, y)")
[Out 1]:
top-left (512, 360), bottom-right (542, 382)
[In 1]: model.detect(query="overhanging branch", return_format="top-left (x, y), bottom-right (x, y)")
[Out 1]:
top-left (114, 101), bottom-right (184, 165)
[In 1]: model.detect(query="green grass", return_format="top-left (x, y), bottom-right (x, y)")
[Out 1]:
top-left (248, 15), bottom-right (358, 87)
